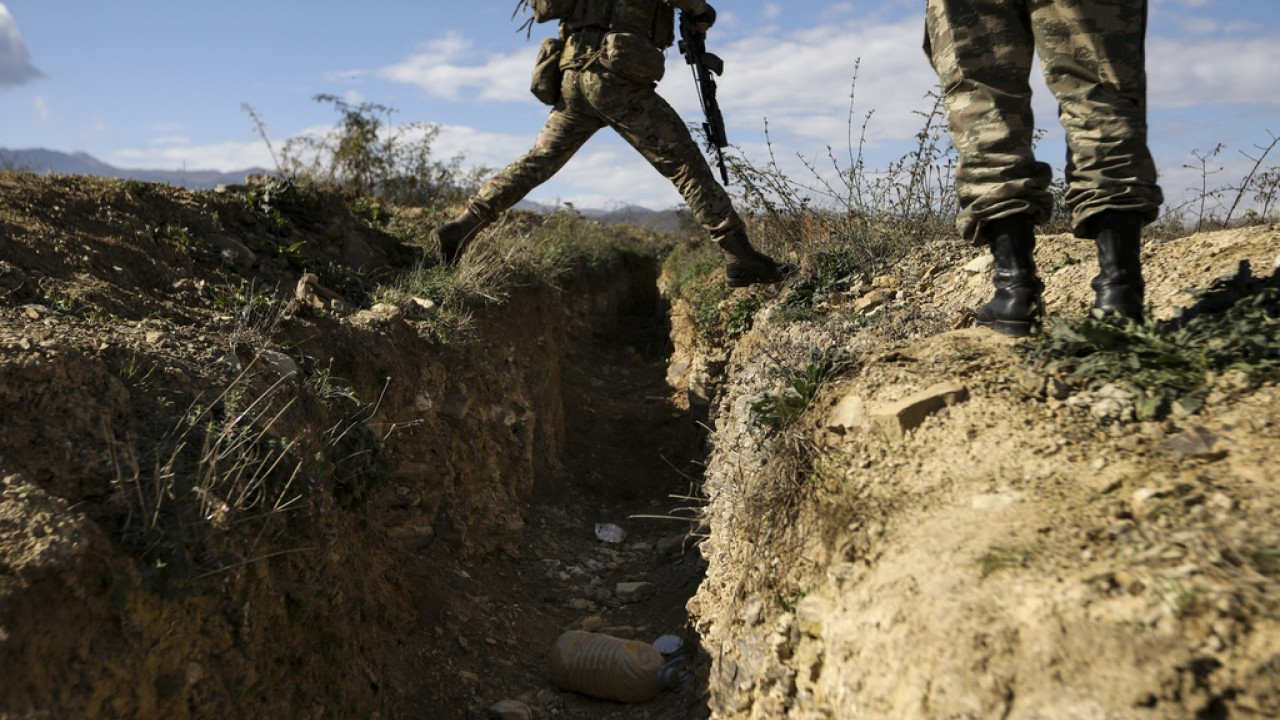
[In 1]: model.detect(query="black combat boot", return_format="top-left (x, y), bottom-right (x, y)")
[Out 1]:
top-left (975, 214), bottom-right (1044, 337)
top-left (718, 230), bottom-right (786, 288)
top-left (1090, 210), bottom-right (1146, 320)
top-left (434, 209), bottom-right (487, 266)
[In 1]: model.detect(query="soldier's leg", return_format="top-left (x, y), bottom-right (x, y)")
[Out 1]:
top-left (577, 71), bottom-right (734, 237)
top-left (1032, 0), bottom-right (1163, 235)
top-left (1033, 0), bottom-right (1162, 318)
top-left (925, 0), bottom-right (1052, 243)
top-left (926, 0), bottom-right (1048, 334)
top-left (577, 70), bottom-right (783, 286)
top-left (437, 74), bottom-right (604, 264)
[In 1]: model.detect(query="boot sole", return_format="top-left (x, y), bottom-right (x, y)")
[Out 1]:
top-left (976, 317), bottom-right (1041, 338)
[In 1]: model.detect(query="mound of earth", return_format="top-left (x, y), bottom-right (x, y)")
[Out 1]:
top-left (683, 224), bottom-right (1280, 719)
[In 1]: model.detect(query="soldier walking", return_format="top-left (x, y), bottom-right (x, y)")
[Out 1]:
top-left (433, 0), bottom-right (785, 288)
top-left (925, 0), bottom-right (1165, 336)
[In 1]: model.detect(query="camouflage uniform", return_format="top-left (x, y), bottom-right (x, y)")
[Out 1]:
top-left (925, 0), bottom-right (1164, 243)
top-left (467, 0), bottom-right (745, 244)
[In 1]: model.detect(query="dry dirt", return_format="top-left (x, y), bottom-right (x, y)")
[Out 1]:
top-left (1, 169), bottom-right (1279, 720)
top-left (683, 224), bottom-right (1280, 719)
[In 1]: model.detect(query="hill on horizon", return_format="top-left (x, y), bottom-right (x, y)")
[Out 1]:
top-left (0, 147), bottom-right (687, 232)
top-left (0, 147), bottom-right (268, 191)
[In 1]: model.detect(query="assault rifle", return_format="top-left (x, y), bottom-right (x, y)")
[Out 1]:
top-left (678, 12), bottom-right (730, 184)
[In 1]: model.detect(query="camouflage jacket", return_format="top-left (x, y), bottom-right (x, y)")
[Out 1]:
top-left (561, 0), bottom-right (709, 69)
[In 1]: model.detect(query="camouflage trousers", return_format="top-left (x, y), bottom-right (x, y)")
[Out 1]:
top-left (468, 68), bottom-right (742, 242)
top-left (925, 0), bottom-right (1164, 243)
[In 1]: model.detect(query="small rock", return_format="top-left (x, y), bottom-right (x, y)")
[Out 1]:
top-left (795, 595), bottom-right (833, 638)
top-left (964, 254), bottom-right (995, 274)
top-left (853, 288), bottom-right (893, 314)
top-left (869, 382), bottom-right (970, 441)
top-left (256, 350), bottom-right (298, 378)
top-left (594, 523), bottom-right (627, 544)
top-left (826, 394), bottom-right (866, 434)
top-left (369, 302), bottom-right (402, 319)
top-left (488, 700), bottom-right (532, 720)
top-left (1162, 426), bottom-right (1227, 461)
top-left (615, 582), bottom-right (655, 603)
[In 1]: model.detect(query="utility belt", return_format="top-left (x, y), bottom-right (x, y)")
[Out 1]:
top-left (562, 26), bottom-right (666, 85)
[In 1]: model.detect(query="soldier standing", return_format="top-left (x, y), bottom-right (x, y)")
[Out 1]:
top-left (925, 0), bottom-right (1164, 336)
top-left (433, 0), bottom-right (786, 288)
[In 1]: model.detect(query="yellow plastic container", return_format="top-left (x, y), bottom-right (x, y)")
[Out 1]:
top-left (547, 630), bottom-right (672, 703)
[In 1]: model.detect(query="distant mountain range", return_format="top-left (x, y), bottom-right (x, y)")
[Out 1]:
top-left (0, 147), bottom-right (269, 190)
top-left (0, 147), bottom-right (685, 232)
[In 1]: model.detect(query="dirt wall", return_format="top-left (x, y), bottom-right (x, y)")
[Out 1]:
top-left (0, 172), bottom-right (662, 719)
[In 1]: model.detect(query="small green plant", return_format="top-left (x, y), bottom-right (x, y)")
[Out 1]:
top-left (690, 282), bottom-right (730, 346)
top-left (38, 288), bottom-right (80, 316)
top-left (115, 178), bottom-right (154, 197)
top-left (245, 178), bottom-right (300, 232)
top-left (1021, 267), bottom-right (1280, 420)
top-left (147, 223), bottom-right (208, 254)
top-left (214, 282), bottom-right (276, 326)
top-left (267, 94), bottom-right (485, 209)
top-left (3, 481), bottom-right (36, 501)
top-left (276, 239), bottom-right (308, 268)
top-left (725, 295), bottom-right (763, 341)
top-left (750, 347), bottom-right (854, 434)
top-left (977, 544), bottom-right (1034, 578)
top-left (118, 354), bottom-right (157, 385)
top-left (778, 248), bottom-right (865, 321)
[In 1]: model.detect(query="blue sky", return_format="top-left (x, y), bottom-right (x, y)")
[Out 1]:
top-left (3, 1), bottom-right (1279, 218)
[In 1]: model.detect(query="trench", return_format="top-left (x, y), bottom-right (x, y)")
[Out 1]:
top-left (392, 267), bottom-right (715, 720)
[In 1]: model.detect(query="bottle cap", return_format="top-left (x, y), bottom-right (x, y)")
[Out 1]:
top-left (657, 658), bottom-right (690, 689)
top-left (653, 634), bottom-right (683, 655)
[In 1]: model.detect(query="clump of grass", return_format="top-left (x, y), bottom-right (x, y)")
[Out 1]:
top-left (1020, 262), bottom-right (1280, 420)
top-left (110, 348), bottom-right (384, 578)
top-left (726, 68), bottom-right (957, 278)
top-left (374, 207), bottom-right (672, 341)
top-left (776, 247), bottom-right (866, 322)
top-left (750, 347), bottom-right (855, 435)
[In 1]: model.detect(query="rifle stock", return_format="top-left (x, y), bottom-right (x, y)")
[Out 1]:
top-left (678, 12), bottom-right (730, 185)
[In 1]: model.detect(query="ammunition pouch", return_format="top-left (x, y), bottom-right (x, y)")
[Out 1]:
top-left (598, 32), bottom-right (665, 86)
top-left (530, 36), bottom-right (566, 105)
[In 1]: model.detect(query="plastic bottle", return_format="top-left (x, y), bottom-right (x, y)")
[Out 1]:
top-left (547, 630), bottom-right (684, 703)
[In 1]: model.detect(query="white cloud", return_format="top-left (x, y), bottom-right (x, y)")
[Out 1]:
top-left (1148, 36), bottom-right (1280, 108)
top-left (0, 4), bottom-right (43, 90)
top-left (34, 94), bottom-right (48, 120)
top-left (378, 32), bottom-right (537, 103)
top-left (108, 138), bottom-right (276, 172)
top-left (685, 16), bottom-right (940, 148)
